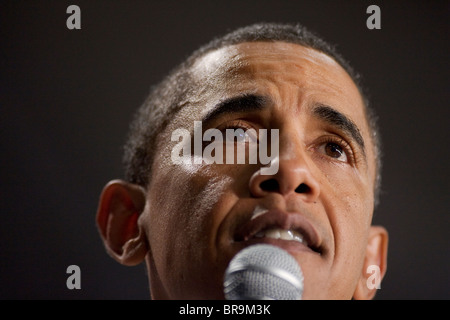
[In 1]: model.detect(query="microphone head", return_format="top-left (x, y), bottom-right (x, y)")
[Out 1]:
top-left (224, 244), bottom-right (304, 300)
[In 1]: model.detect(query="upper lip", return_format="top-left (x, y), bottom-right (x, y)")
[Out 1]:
top-left (233, 208), bottom-right (322, 254)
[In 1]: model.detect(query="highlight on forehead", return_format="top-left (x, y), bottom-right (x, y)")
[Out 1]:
top-left (193, 41), bottom-right (344, 84)
top-left (191, 45), bottom-right (242, 78)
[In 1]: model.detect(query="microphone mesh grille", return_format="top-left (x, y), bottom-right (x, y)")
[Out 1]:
top-left (224, 244), bottom-right (304, 300)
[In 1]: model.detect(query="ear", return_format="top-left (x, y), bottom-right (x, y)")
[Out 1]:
top-left (353, 225), bottom-right (389, 300)
top-left (96, 179), bottom-right (148, 266)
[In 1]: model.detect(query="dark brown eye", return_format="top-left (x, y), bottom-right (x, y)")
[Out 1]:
top-left (223, 125), bottom-right (258, 144)
top-left (321, 142), bottom-right (348, 162)
top-left (325, 143), bottom-right (342, 157)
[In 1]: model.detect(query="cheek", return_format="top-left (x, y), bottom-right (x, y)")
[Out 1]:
top-left (318, 164), bottom-right (373, 294)
top-left (147, 142), bottom-right (254, 247)
top-left (322, 163), bottom-right (373, 243)
top-left (148, 162), bottom-right (229, 248)
top-left (317, 159), bottom-right (374, 219)
top-left (145, 158), bottom-right (241, 297)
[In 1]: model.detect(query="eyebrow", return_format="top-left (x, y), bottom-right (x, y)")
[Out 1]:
top-left (202, 97), bottom-right (366, 158)
top-left (312, 104), bottom-right (366, 158)
top-left (202, 94), bottom-right (270, 123)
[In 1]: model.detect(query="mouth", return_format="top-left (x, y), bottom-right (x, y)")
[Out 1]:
top-left (254, 228), bottom-right (308, 244)
top-left (233, 209), bottom-right (323, 255)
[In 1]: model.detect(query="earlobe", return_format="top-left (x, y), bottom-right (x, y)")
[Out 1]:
top-left (96, 179), bottom-right (149, 266)
top-left (353, 225), bottom-right (389, 300)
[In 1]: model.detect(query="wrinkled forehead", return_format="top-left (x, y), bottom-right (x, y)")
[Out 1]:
top-left (190, 42), bottom-right (366, 123)
top-left (196, 42), bottom-right (334, 75)
top-left (191, 42), bottom-right (363, 105)
top-left (192, 41), bottom-right (340, 79)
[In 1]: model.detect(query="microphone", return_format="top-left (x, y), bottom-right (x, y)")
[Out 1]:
top-left (224, 244), bottom-right (304, 300)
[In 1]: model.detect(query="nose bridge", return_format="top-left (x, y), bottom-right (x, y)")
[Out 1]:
top-left (274, 114), bottom-right (310, 167)
top-left (275, 126), bottom-right (314, 194)
top-left (249, 118), bottom-right (321, 202)
top-left (268, 80), bottom-right (308, 163)
top-left (278, 123), bottom-right (305, 163)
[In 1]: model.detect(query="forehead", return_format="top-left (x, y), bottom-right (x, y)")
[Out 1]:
top-left (191, 41), bottom-right (367, 126)
top-left (194, 41), bottom-right (343, 80)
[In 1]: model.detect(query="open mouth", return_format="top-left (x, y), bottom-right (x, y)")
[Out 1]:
top-left (233, 209), bottom-right (323, 255)
top-left (254, 227), bottom-right (308, 244)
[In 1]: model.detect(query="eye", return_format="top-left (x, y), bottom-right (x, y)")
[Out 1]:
top-left (220, 120), bottom-right (258, 144)
top-left (317, 139), bottom-right (350, 163)
top-left (226, 128), bottom-right (257, 143)
top-left (325, 142), bottom-right (347, 160)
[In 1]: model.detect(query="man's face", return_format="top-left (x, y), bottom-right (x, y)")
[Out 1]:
top-left (143, 42), bottom-right (378, 299)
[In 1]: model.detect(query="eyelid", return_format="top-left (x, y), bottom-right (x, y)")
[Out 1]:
top-left (216, 120), bottom-right (259, 141)
top-left (216, 119), bottom-right (255, 131)
top-left (203, 119), bottom-right (259, 144)
top-left (314, 135), bottom-right (356, 165)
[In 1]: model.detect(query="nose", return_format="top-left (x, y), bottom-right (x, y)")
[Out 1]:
top-left (249, 154), bottom-right (321, 203)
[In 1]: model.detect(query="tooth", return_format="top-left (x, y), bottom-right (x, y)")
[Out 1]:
top-left (252, 228), bottom-right (310, 246)
top-left (280, 230), bottom-right (294, 240)
top-left (265, 228), bottom-right (281, 239)
top-left (293, 234), bottom-right (303, 243)
top-left (292, 231), bottom-right (308, 246)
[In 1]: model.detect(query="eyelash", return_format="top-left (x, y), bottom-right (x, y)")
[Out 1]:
top-left (314, 135), bottom-right (355, 164)
top-left (200, 120), bottom-right (258, 149)
top-left (218, 120), bottom-right (258, 142)
top-left (219, 120), bottom-right (254, 131)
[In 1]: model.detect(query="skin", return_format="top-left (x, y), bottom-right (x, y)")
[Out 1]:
top-left (96, 42), bottom-right (388, 300)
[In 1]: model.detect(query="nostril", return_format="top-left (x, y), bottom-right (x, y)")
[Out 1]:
top-left (260, 179), bottom-right (279, 192)
top-left (295, 183), bottom-right (310, 194)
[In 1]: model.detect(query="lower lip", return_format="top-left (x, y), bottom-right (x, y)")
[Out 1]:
top-left (236, 237), bottom-right (319, 256)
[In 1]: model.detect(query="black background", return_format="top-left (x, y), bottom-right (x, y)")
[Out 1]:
top-left (1, 0), bottom-right (448, 299)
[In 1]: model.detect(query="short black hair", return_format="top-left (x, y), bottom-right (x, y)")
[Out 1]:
top-left (123, 22), bottom-right (382, 205)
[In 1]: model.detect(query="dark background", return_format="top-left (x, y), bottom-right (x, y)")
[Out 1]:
top-left (1, 0), bottom-right (448, 299)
